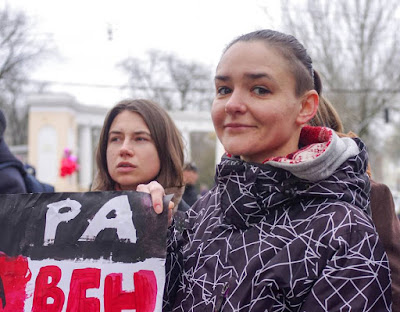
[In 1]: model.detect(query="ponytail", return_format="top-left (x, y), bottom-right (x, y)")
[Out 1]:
top-left (313, 70), bottom-right (322, 95)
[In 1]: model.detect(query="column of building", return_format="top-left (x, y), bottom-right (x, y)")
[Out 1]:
top-left (78, 125), bottom-right (93, 191)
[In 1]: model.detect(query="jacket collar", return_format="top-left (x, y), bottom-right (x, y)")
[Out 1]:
top-left (216, 126), bottom-right (369, 229)
top-left (265, 126), bottom-right (360, 182)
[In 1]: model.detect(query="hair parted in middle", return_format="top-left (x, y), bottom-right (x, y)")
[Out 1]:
top-left (92, 99), bottom-right (185, 192)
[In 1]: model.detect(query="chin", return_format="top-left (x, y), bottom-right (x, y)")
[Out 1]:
top-left (223, 141), bottom-right (246, 156)
top-left (117, 180), bottom-right (137, 190)
top-left (120, 185), bottom-right (137, 191)
top-left (221, 136), bottom-right (250, 153)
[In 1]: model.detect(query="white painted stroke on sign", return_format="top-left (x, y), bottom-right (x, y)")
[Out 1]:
top-left (44, 198), bottom-right (81, 246)
top-left (43, 195), bottom-right (137, 246)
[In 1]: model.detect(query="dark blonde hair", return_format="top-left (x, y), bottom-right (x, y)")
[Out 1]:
top-left (92, 99), bottom-right (184, 192)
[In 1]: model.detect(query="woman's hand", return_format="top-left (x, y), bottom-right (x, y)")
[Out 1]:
top-left (136, 181), bottom-right (174, 225)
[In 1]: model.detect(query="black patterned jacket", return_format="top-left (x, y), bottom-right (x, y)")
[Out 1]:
top-left (164, 127), bottom-right (392, 311)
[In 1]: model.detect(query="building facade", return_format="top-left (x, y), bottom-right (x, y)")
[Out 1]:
top-left (27, 93), bottom-right (223, 192)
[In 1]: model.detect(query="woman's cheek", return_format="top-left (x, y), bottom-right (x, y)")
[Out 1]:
top-left (211, 104), bottom-right (224, 128)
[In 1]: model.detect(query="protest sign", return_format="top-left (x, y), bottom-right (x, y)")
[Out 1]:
top-left (0, 191), bottom-right (169, 312)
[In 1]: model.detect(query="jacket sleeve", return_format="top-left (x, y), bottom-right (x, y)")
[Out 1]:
top-left (0, 167), bottom-right (27, 194)
top-left (300, 226), bottom-right (392, 311)
top-left (370, 181), bottom-right (400, 312)
top-left (163, 222), bottom-right (185, 311)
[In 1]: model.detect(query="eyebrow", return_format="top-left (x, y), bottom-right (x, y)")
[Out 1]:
top-left (109, 130), bottom-right (152, 137)
top-left (215, 72), bottom-right (275, 82)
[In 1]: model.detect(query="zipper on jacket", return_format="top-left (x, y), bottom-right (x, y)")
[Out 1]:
top-left (214, 282), bottom-right (230, 312)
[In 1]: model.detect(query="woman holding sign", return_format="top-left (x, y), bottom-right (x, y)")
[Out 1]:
top-left (92, 99), bottom-right (188, 214)
top-left (162, 29), bottom-right (392, 311)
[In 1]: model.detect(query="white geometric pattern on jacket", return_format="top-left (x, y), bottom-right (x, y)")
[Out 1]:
top-left (164, 127), bottom-right (392, 311)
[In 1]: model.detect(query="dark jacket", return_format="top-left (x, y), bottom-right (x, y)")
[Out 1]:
top-left (371, 181), bottom-right (400, 312)
top-left (164, 127), bottom-right (392, 311)
top-left (182, 184), bottom-right (198, 207)
top-left (0, 138), bottom-right (27, 194)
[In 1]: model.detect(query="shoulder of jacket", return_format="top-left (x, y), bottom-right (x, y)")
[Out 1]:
top-left (305, 200), bottom-right (375, 236)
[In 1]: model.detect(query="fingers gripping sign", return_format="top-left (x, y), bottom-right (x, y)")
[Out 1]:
top-left (136, 181), bottom-right (175, 225)
top-left (137, 181), bottom-right (164, 214)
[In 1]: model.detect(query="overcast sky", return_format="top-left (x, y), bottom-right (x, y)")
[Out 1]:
top-left (4, 0), bottom-right (281, 107)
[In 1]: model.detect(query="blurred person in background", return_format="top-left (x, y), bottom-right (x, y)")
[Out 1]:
top-left (0, 109), bottom-right (27, 194)
top-left (182, 162), bottom-right (199, 207)
top-left (199, 183), bottom-right (209, 197)
top-left (0, 109), bottom-right (54, 194)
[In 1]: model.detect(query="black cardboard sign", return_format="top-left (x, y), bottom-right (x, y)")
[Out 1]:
top-left (0, 191), bottom-right (169, 312)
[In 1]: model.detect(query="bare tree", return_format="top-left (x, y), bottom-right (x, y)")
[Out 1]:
top-left (119, 49), bottom-right (214, 111)
top-left (280, 0), bottom-right (400, 142)
top-left (1, 81), bottom-right (28, 145)
top-left (119, 50), bottom-right (175, 109)
top-left (165, 54), bottom-right (214, 111)
top-left (0, 5), bottom-right (53, 145)
top-left (279, 0), bottom-right (400, 179)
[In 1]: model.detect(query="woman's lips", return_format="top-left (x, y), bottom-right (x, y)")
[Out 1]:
top-left (224, 123), bottom-right (254, 131)
top-left (116, 162), bottom-right (136, 172)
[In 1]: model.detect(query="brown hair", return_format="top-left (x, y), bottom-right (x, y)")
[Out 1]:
top-left (223, 29), bottom-right (322, 97)
top-left (308, 95), bottom-right (372, 177)
top-left (92, 99), bottom-right (185, 193)
top-left (309, 94), bottom-right (344, 133)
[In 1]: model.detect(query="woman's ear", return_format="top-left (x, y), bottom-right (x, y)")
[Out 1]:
top-left (296, 90), bottom-right (319, 125)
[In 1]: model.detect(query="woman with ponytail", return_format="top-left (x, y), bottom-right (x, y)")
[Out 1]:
top-left (162, 29), bottom-right (392, 311)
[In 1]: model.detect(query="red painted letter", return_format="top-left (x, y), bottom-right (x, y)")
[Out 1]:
top-left (134, 270), bottom-right (157, 312)
top-left (66, 268), bottom-right (100, 312)
top-left (104, 270), bottom-right (157, 312)
top-left (32, 265), bottom-right (65, 312)
top-left (0, 254), bottom-right (31, 312)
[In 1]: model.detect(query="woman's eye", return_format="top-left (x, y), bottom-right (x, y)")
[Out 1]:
top-left (253, 86), bottom-right (270, 95)
top-left (109, 137), bottom-right (120, 143)
top-left (135, 137), bottom-right (148, 142)
top-left (216, 86), bottom-right (231, 96)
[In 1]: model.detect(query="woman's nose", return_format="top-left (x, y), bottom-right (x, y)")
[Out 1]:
top-left (224, 90), bottom-right (246, 114)
top-left (119, 140), bottom-right (134, 157)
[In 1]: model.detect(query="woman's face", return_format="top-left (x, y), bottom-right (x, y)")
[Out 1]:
top-left (211, 40), bottom-right (305, 163)
top-left (106, 110), bottom-right (161, 190)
